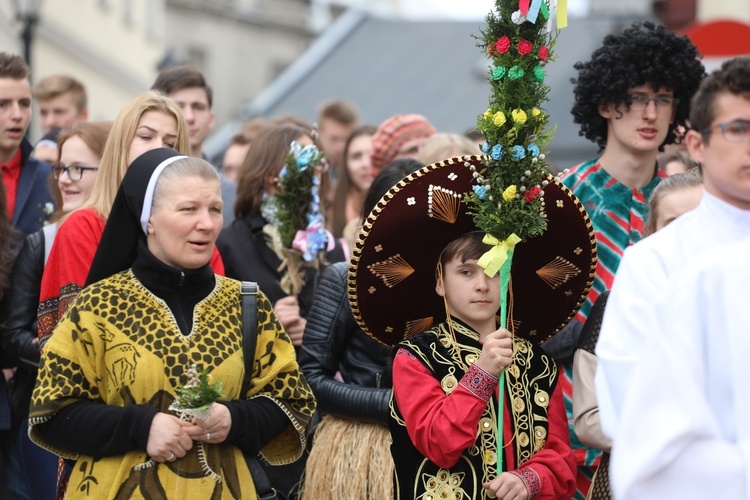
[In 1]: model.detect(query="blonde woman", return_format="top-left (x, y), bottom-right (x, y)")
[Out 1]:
top-left (37, 90), bottom-right (215, 350)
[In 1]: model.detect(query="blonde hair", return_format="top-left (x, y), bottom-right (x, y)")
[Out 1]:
top-left (644, 169), bottom-right (702, 236)
top-left (33, 74), bottom-right (87, 112)
top-left (84, 91), bottom-right (190, 220)
top-left (417, 133), bottom-right (479, 165)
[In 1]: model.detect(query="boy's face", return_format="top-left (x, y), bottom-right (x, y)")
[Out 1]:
top-left (686, 91), bottom-right (750, 210)
top-left (38, 91), bottom-right (86, 134)
top-left (436, 256), bottom-right (500, 333)
top-left (0, 76), bottom-right (31, 161)
top-left (168, 86), bottom-right (214, 151)
top-left (598, 83), bottom-right (676, 155)
top-left (318, 117), bottom-right (351, 168)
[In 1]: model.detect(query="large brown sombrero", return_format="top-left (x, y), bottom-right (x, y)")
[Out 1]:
top-left (348, 155), bottom-right (596, 347)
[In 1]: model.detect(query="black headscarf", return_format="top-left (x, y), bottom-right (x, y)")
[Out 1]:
top-left (85, 148), bottom-right (188, 286)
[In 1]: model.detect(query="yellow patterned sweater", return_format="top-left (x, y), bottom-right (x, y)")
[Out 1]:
top-left (29, 270), bottom-right (316, 499)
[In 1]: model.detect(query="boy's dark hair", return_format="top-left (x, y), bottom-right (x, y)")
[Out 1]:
top-left (151, 66), bottom-right (212, 108)
top-left (0, 52), bottom-right (29, 80)
top-left (439, 232), bottom-right (490, 269)
top-left (318, 99), bottom-right (358, 126)
top-left (571, 22), bottom-right (705, 151)
top-left (690, 56), bottom-right (750, 137)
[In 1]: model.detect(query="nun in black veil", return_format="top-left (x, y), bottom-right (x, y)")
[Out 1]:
top-left (29, 148), bottom-right (315, 498)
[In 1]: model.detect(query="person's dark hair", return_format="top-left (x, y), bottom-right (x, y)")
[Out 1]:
top-left (151, 66), bottom-right (212, 108)
top-left (656, 149), bottom-right (696, 173)
top-left (269, 114), bottom-right (314, 131)
top-left (234, 124), bottom-right (309, 218)
top-left (644, 168), bottom-right (702, 236)
top-left (571, 21), bottom-right (705, 151)
top-left (464, 128), bottom-right (484, 142)
top-left (439, 232), bottom-right (489, 269)
top-left (691, 56), bottom-right (750, 137)
top-left (317, 99), bottom-right (359, 126)
top-left (229, 118), bottom-right (267, 147)
top-left (0, 52), bottom-right (29, 80)
top-left (361, 158), bottom-right (423, 219)
top-left (330, 124), bottom-right (377, 237)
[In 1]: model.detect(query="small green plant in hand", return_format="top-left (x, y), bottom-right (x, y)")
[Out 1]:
top-left (172, 364), bottom-right (223, 410)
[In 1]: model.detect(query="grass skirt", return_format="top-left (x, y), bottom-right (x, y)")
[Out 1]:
top-left (300, 415), bottom-right (394, 499)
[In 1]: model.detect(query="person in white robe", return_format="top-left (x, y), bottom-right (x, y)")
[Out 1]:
top-left (610, 237), bottom-right (750, 499)
top-left (595, 56), bottom-right (750, 440)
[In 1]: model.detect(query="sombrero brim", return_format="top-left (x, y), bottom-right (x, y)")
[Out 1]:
top-left (348, 155), bottom-right (596, 346)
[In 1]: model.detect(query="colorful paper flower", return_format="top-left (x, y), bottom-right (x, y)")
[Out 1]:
top-left (473, 185), bottom-right (488, 200)
top-left (492, 66), bottom-right (507, 81)
top-left (496, 36), bottom-right (511, 54)
top-left (531, 108), bottom-right (542, 117)
top-left (517, 40), bottom-right (534, 56)
top-left (524, 186), bottom-right (541, 202)
top-left (491, 144), bottom-right (504, 160)
top-left (532, 66), bottom-right (546, 83)
top-left (527, 143), bottom-right (541, 157)
top-left (510, 145), bottom-right (526, 160)
top-left (511, 109), bottom-right (528, 125)
top-left (481, 142), bottom-right (490, 154)
top-left (508, 66), bottom-right (524, 80)
top-left (502, 185), bottom-right (517, 202)
top-left (493, 111), bottom-right (507, 127)
top-left (538, 46), bottom-right (549, 62)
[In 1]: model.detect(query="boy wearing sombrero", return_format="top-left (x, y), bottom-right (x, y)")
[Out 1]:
top-left (349, 156), bottom-right (597, 499)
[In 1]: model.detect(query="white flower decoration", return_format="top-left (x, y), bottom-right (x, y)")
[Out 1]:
top-left (407, 197), bottom-right (416, 206)
top-left (511, 10), bottom-right (526, 24)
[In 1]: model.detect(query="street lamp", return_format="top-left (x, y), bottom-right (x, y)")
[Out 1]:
top-left (12, 0), bottom-right (43, 66)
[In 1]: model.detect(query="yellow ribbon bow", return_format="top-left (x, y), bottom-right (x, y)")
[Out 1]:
top-left (477, 233), bottom-right (521, 277)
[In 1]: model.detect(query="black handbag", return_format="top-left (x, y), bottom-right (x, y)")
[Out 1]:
top-left (240, 281), bottom-right (288, 500)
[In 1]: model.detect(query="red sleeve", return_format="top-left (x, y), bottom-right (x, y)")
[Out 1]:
top-left (509, 374), bottom-right (577, 500)
top-left (38, 209), bottom-right (105, 344)
top-left (392, 348), bottom-right (498, 469)
top-left (210, 244), bottom-right (225, 276)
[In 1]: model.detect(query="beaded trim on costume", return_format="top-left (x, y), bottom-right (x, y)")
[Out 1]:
top-left (510, 467), bottom-right (542, 499)
top-left (459, 363), bottom-right (498, 402)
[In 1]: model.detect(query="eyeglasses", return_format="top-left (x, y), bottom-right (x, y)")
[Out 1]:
top-left (701, 120), bottom-right (750, 144)
top-left (626, 94), bottom-right (679, 111)
top-left (52, 165), bottom-right (99, 181)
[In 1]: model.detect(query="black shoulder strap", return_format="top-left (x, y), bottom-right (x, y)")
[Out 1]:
top-left (241, 280), bottom-right (259, 383)
top-left (239, 281), bottom-right (284, 500)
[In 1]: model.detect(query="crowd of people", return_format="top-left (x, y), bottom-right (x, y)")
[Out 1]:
top-left (0, 12), bottom-right (748, 500)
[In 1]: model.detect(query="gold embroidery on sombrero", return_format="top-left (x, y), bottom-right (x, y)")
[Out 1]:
top-left (29, 272), bottom-right (315, 498)
top-left (368, 254), bottom-right (415, 288)
top-left (405, 317), bottom-right (434, 337)
top-left (535, 256), bottom-right (582, 289)
top-left (428, 185), bottom-right (462, 224)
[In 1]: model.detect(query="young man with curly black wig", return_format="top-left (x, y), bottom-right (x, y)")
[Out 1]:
top-left (563, 22), bottom-right (704, 324)
top-left (556, 22), bottom-right (705, 499)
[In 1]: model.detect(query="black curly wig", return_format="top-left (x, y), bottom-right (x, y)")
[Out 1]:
top-left (571, 21), bottom-right (705, 151)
